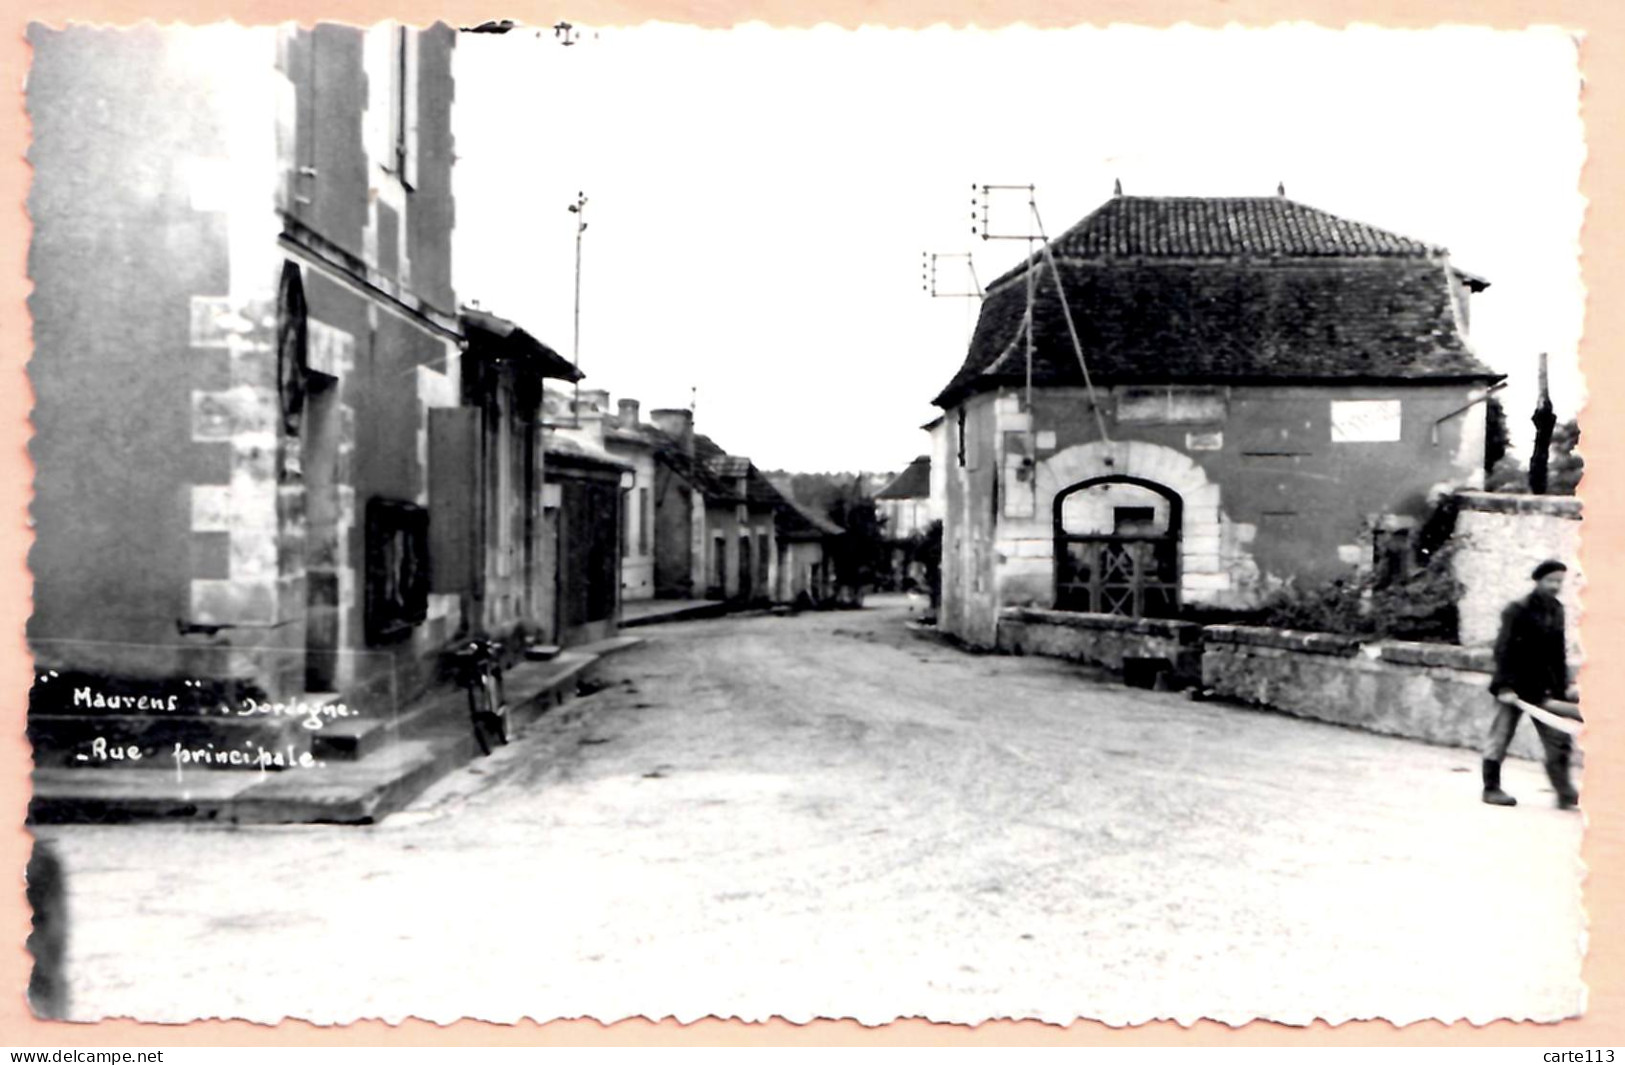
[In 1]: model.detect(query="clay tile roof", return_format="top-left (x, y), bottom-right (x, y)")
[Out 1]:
top-left (934, 196), bottom-right (1498, 407)
top-left (460, 307), bottom-right (582, 382)
top-left (647, 434), bottom-right (732, 499)
top-left (776, 496), bottom-right (845, 540)
top-left (543, 433), bottom-right (632, 472)
top-left (647, 431), bottom-right (779, 507)
top-left (1041, 195), bottom-right (1440, 266)
top-left (876, 457), bottom-right (931, 500)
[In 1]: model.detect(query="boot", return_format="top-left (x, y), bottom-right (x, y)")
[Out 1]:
top-left (1545, 757), bottom-right (1580, 811)
top-left (1482, 759), bottom-right (1517, 807)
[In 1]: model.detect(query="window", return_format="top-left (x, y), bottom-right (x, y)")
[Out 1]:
top-left (1113, 507), bottom-right (1156, 534)
top-left (957, 407), bottom-right (967, 467)
top-left (622, 491), bottom-right (633, 560)
top-left (1117, 387), bottom-right (1227, 425)
top-left (364, 498), bottom-right (429, 642)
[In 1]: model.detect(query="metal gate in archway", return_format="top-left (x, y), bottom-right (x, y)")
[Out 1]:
top-left (1053, 475), bottom-right (1182, 619)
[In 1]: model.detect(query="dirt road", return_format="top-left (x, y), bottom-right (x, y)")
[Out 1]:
top-left (37, 600), bottom-right (1584, 1026)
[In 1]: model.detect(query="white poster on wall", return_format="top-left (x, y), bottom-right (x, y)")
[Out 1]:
top-left (1330, 399), bottom-right (1403, 442)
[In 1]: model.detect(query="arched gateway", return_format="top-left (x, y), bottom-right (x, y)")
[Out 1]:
top-left (1053, 476), bottom-right (1182, 618)
top-left (1034, 440), bottom-right (1225, 618)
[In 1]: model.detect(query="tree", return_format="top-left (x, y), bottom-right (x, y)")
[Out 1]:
top-left (1548, 418), bottom-right (1584, 496)
top-left (760, 470), bottom-right (895, 515)
top-left (1485, 454), bottom-right (1529, 493)
top-left (825, 479), bottom-right (889, 600)
top-left (1484, 395), bottom-right (1511, 477)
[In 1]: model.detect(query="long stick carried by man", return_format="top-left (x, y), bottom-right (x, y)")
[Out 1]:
top-left (1513, 696), bottom-right (1583, 739)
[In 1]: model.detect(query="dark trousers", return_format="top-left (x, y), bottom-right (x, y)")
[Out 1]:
top-left (1483, 701), bottom-right (1577, 799)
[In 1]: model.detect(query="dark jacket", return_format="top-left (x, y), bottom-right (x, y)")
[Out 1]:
top-left (1489, 591), bottom-right (1569, 704)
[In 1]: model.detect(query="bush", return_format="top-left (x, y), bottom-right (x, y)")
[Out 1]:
top-left (1257, 568), bottom-right (1459, 643)
top-left (1254, 507), bottom-right (1463, 643)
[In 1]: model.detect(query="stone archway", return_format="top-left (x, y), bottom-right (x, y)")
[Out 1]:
top-left (1034, 441), bottom-right (1227, 605)
top-left (1054, 474), bottom-right (1183, 617)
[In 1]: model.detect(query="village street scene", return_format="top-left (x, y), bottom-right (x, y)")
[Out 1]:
top-left (22, 22), bottom-right (1587, 1027)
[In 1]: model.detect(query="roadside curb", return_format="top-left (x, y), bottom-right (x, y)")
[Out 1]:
top-left (620, 601), bottom-right (732, 628)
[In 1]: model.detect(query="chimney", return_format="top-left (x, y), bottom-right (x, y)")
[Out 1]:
top-left (576, 389), bottom-right (611, 415)
top-left (618, 398), bottom-right (641, 430)
top-left (651, 408), bottom-right (694, 454)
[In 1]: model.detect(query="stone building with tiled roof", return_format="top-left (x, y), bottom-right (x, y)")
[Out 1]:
top-left (601, 406), bottom-right (780, 604)
top-left (544, 390), bottom-right (788, 605)
top-left (875, 456), bottom-right (936, 541)
top-left (934, 192), bottom-right (1503, 647)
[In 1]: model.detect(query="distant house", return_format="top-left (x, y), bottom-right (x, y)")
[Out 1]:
top-left (603, 398), bottom-right (659, 603)
top-left (933, 193), bottom-right (1502, 647)
top-left (773, 495), bottom-right (844, 606)
top-left (553, 389), bottom-right (659, 604)
top-left (639, 409), bottom-right (781, 603)
top-left (875, 456), bottom-right (935, 540)
top-left (541, 388), bottom-right (633, 647)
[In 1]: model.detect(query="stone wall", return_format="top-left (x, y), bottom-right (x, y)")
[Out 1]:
top-left (997, 608), bottom-right (1204, 685)
top-left (1451, 491), bottom-right (1583, 653)
top-left (1201, 625), bottom-right (1543, 760)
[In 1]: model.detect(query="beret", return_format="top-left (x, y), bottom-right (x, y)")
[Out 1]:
top-left (1532, 560), bottom-right (1569, 581)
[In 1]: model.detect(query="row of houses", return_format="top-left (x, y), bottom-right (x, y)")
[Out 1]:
top-left (23, 22), bottom-right (841, 767)
top-left (543, 388), bottom-right (846, 613)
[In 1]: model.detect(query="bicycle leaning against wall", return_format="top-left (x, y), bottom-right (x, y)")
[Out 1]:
top-left (447, 637), bottom-right (510, 756)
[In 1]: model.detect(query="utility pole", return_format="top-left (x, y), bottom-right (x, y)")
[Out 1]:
top-left (972, 182), bottom-right (1113, 462)
top-left (919, 249), bottom-right (983, 349)
top-left (568, 191), bottom-right (588, 415)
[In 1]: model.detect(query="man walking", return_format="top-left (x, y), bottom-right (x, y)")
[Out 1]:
top-left (1482, 559), bottom-right (1580, 809)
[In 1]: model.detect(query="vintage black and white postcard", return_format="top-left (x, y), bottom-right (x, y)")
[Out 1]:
top-left (20, 18), bottom-right (1590, 1029)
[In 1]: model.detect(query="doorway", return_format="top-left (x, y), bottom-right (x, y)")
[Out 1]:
top-left (302, 373), bottom-right (342, 692)
top-left (737, 533), bottom-right (753, 601)
top-left (555, 474), bottom-right (621, 645)
top-left (1054, 476), bottom-right (1183, 618)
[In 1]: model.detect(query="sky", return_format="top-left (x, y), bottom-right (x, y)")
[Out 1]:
top-left (452, 24), bottom-right (1586, 473)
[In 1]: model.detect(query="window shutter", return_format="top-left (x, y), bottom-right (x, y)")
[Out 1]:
top-left (428, 407), bottom-right (478, 593)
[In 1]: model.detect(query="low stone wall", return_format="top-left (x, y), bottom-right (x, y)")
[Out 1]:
top-left (997, 608), bottom-right (1203, 685)
top-left (1201, 625), bottom-right (1542, 760)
